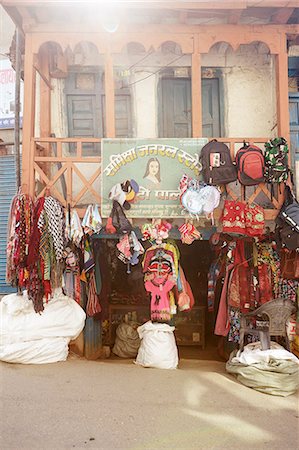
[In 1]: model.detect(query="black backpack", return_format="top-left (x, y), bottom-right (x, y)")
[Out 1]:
top-left (276, 186), bottom-right (299, 250)
top-left (200, 140), bottom-right (237, 185)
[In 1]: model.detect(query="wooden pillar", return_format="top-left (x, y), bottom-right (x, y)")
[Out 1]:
top-left (39, 46), bottom-right (51, 139)
top-left (275, 36), bottom-right (290, 144)
top-left (191, 51), bottom-right (202, 137)
top-left (104, 50), bottom-right (115, 138)
top-left (22, 33), bottom-right (36, 197)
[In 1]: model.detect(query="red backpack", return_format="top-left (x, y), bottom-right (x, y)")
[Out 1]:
top-left (235, 143), bottom-right (265, 186)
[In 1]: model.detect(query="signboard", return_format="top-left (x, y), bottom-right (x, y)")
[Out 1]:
top-left (101, 138), bottom-right (208, 218)
top-left (0, 59), bottom-right (23, 129)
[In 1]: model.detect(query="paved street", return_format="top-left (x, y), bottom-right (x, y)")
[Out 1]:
top-left (0, 356), bottom-right (298, 450)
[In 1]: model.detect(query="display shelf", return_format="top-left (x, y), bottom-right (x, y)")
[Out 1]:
top-left (174, 306), bottom-right (206, 349)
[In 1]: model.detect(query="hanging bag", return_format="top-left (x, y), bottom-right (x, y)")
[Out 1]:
top-left (235, 143), bottom-right (265, 186)
top-left (276, 186), bottom-right (299, 250)
top-left (200, 140), bottom-right (237, 185)
top-left (222, 200), bottom-right (246, 234)
top-left (244, 203), bottom-right (265, 237)
top-left (280, 250), bottom-right (299, 280)
top-left (264, 137), bottom-right (289, 184)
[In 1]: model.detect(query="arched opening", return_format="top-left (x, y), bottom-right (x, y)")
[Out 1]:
top-left (202, 40), bottom-right (274, 138)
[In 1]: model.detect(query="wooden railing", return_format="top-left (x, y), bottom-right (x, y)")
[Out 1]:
top-left (32, 137), bottom-right (101, 217)
top-left (31, 136), bottom-right (283, 221)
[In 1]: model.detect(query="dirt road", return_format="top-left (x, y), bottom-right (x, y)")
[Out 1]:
top-left (0, 356), bottom-right (298, 450)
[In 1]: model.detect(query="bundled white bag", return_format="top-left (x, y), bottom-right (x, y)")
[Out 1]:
top-left (0, 338), bottom-right (69, 364)
top-left (135, 321), bottom-right (178, 370)
top-left (0, 288), bottom-right (86, 364)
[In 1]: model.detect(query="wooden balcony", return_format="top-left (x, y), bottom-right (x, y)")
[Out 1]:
top-left (31, 136), bottom-right (283, 221)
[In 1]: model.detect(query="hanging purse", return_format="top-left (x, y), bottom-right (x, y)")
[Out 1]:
top-left (222, 200), bottom-right (246, 234)
top-left (280, 249), bottom-right (299, 279)
top-left (245, 203), bottom-right (265, 237)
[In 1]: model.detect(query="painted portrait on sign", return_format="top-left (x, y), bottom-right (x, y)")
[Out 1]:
top-left (143, 157), bottom-right (161, 188)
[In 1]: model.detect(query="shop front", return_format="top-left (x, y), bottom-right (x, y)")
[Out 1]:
top-left (1, 2), bottom-right (299, 382)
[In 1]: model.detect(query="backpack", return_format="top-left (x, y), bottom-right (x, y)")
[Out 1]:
top-left (200, 140), bottom-right (237, 185)
top-left (276, 186), bottom-right (299, 250)
top-left (235, 143), bottom-right (265, 186)
top-left (264, 137), bottom-right (289, 184)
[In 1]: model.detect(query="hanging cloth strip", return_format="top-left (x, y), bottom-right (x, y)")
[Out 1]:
top-left (86, 272), bottom-right (102, 317)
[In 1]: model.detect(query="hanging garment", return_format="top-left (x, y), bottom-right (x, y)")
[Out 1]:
top-left (257, 263), bottom-right (273, 304)
top-left (176, 265), bottom-right (195, 312)
top-left (83, 236), bottom-right (95, 273)
top-left (70, 209), bottom-right (84, 245)
top-left (82, 204), bottom-right (102, 235)
top-left (38, 196), bottom-right (65, 261)
top-left (145, 276), bottom-right (175, 323)
top-left (227, 307), bottom-right (241, 343)
top-left (178, 222), bottom-right (202, 244)
top-left (27, 197), bottom-right (45, 267)
top-left (207, 260), bottom-right (221, 312)
top-left (86, 272), bottom-right (102, 317)
top-left (214, 264), bottom-right (234, 337)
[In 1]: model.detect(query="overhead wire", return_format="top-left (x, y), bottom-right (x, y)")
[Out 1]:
top-left (121, 53), bottom-right (186, 89)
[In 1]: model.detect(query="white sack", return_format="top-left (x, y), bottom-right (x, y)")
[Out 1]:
top-left (135, 321), bottom-right (178, 370)
top-left (226, 343), bottom-right (299, 397)
top-left (231, 341), bottom-right (299, 366)
top-left (0, 288), bottom-right (86, 345)
top-left (0, 288), bottom-right (86, 364)
top-left (0, 338), bottom-right (69, 364)
top-left (112, 322), bottom-right (140, 358)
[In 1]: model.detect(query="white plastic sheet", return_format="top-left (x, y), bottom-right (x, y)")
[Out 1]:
top-left (0, 288), bottom-right (86, 364)
top-left (135, 321), bottom-right (178, 369)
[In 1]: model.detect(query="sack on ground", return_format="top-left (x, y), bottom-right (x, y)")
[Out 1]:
top-left (226, 342), bottom-right (299, 397)
top-left (112, 322), bottom-right (140, 358)
top-left (135, 321), bottom-right (178, 369)
top-left (0, 288), bottom-right (86, 364)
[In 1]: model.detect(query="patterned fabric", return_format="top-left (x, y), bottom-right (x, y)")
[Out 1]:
top-left (86, 272), bottom-right (102, 317)
top-left (222, 200), bottom-right (246, 234)
top-left (38, 196), bottom-right (65, 261)
top-left (264, 137), bottom-right (289, 184)
top-left (6, 193), bottom-right (33, 287)
top-left (228, 307), bottom-right (241, 343)
top-left (245, 204), bottom-right (265, 237)
top-left (277, 278), bottom-right (299, 302)
top-left (257, 263), bottom-right (272, 304)
top-left (207, 260), bottom-right (221, 312)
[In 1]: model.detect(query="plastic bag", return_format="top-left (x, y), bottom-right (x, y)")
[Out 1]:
top-left (135, 321), bottom-right (178, 369)
top-left (0, 288), bottom-right (86, 364)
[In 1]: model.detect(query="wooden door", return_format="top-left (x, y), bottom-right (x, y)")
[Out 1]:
top-left (158, 77), bottom-right (221, 138)
top-left (65, 69), bottom-right (102, 155)
top-left (159, 78), bottom-right (191, 138)
top-left (102, 93), bottom-right (132, 138)
top-left (202, 78), bottom-right (221, 138)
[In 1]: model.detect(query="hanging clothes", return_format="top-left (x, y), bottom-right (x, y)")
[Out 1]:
top-left (145, 276), bottom-right (175, 322)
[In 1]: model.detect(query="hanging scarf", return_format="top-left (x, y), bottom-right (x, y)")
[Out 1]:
top-left (38, 196), bottom-right (65, 261)
top-left (27, 197), bottom-right (45, 267)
